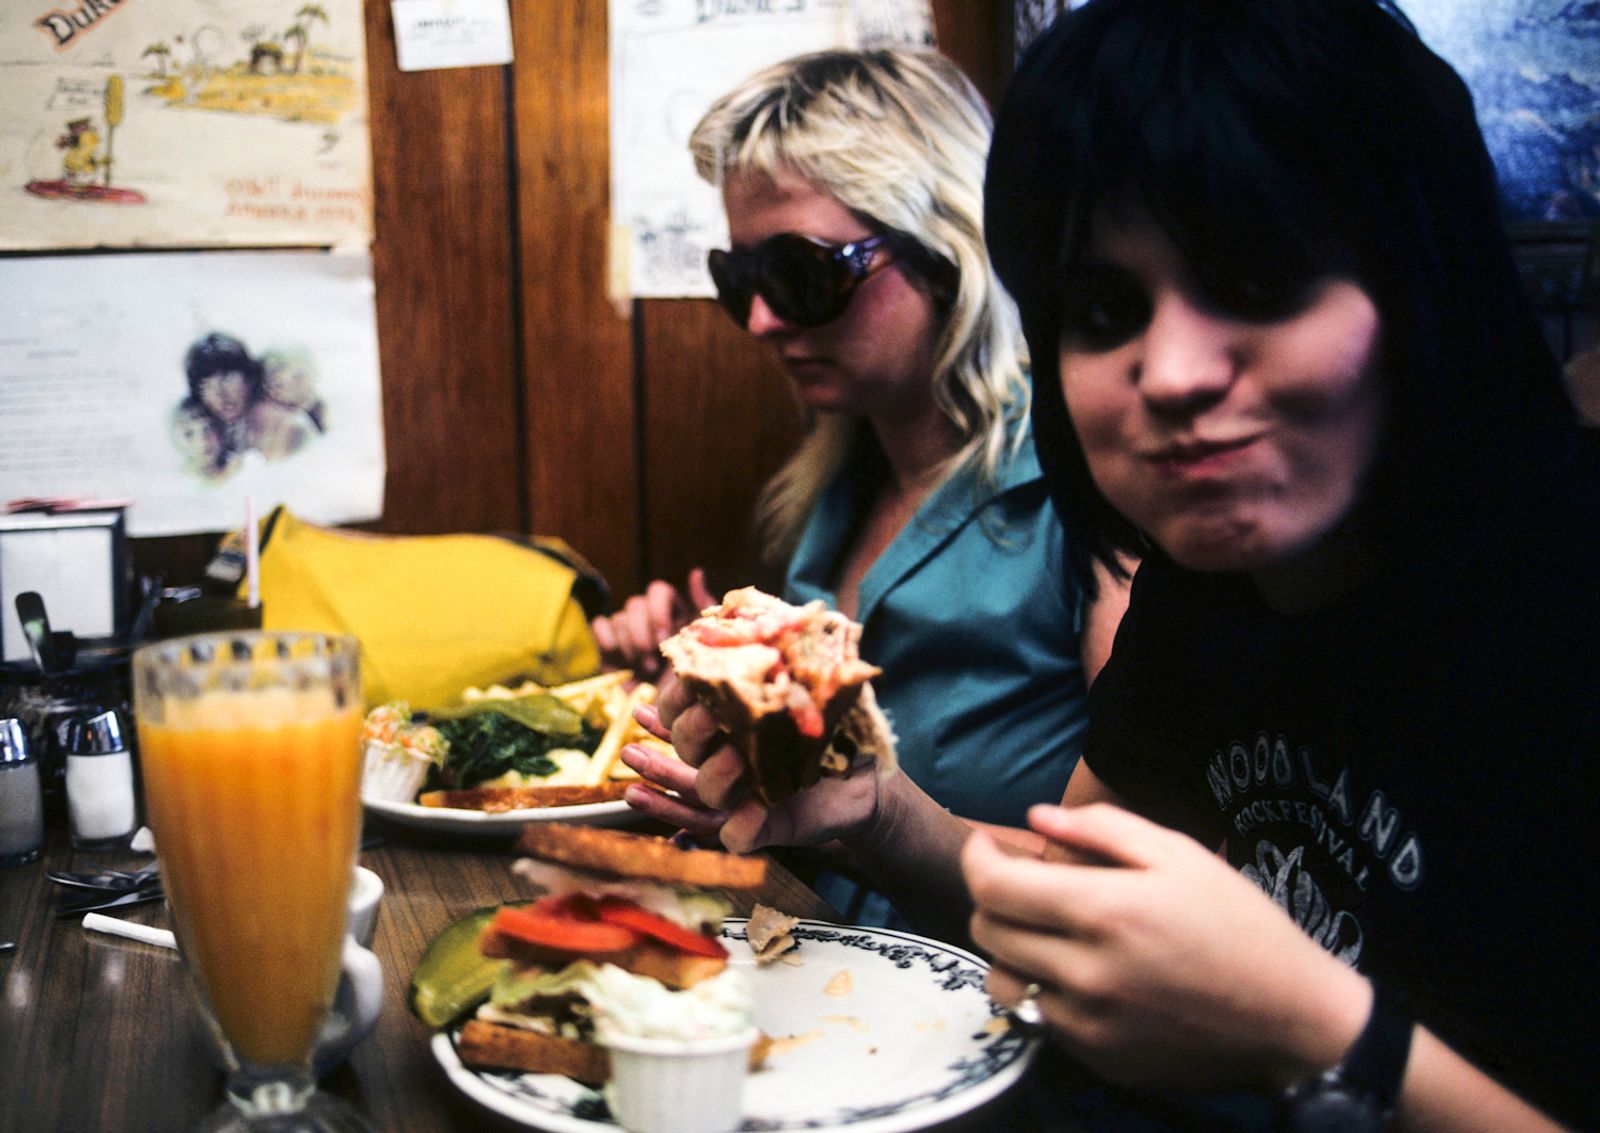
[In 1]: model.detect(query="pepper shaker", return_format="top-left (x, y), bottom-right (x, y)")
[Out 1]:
top-left (61, 709), bottom-right (138, 850)
top-left (0, 718), bottom-right (45, 867)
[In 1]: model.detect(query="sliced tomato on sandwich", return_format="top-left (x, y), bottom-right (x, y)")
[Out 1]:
top-left (487, 904), bottom-right (640, 954)
top-left (592, 897), bottom-right (728, 958)
top-left (492, 894), bottom-right (726, 959)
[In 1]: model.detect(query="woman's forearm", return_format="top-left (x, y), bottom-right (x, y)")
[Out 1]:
top-left (840, 771), bottom-right (978, 943)
top-left (1391, 1028), bottom-right (1569, 1133)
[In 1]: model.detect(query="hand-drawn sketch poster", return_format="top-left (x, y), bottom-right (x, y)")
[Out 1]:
top-left (0, 251), bottom-right (385, 537)
top-left (0, 0), bottom-right (373, 250)
top-left (608, 0), bottom-right (934, 298)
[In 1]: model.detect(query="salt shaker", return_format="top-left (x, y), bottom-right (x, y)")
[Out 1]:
top-left (0, 718), bottom-right (45, 867)
top-left (61, 709), bottom-right (138, 850)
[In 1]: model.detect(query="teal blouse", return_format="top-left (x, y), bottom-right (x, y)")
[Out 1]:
top-left (784, 432), bottom-right (1090, 925)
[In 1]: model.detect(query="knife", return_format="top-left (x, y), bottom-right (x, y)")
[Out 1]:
top-left (57, 886), bottom-right (165, 917)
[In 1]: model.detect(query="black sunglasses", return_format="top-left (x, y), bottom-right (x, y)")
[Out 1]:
top-left (707, 233), bottom-right (896, 328)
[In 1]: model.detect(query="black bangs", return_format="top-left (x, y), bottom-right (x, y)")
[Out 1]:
top-left (1049, 2), bottom-right (1367, 312)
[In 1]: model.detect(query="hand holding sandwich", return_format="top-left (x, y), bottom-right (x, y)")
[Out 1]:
top-left (622, 588), bottom-right (981, 941)
top-left (625, 680), bottom-right (980, 944)
top-left (621, 686), bottom-right (883, 854)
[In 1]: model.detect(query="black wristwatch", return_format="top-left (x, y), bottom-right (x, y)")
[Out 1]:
top-left (1281, 984), bottom-right (1414, 1133)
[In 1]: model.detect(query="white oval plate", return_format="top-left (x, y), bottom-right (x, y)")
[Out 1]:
top-left (362, 794), bottom-right (634, 835)
top-left (432, 920), bottom-right (1039, 1132)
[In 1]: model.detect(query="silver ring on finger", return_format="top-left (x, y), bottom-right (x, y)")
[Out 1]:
top-left (1010, 981), bottom-right (1045, 1029)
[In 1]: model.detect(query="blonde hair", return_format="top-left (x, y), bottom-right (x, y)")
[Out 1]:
top-left (690, 48), bottom-right (1029, 567)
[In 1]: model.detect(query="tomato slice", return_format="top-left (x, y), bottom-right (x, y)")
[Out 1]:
top-left (593, 898), bottom-right (727, 958)
top-left (530, 892), bottom-right (598, 919)
top-left (489, 904), bottom-right (640, 954)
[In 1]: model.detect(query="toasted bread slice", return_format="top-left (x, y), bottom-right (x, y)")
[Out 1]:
top-left (457, 1019), bottom-right (610, 1084)
top-left (419, 781), bottom-right (661, 811)
top-left (459, 1018), bottom-right (772, 1083)
top-left (514, 823), bottom-right (767, 890)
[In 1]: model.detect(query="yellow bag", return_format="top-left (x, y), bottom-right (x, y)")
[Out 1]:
top-left (238, 508), bottom-right (605, 708)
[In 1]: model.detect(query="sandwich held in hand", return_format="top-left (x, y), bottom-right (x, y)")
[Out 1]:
top-left (452, 823), bottom-right (769, 1084)
top-left (660, 587), bottom-right (896, 806)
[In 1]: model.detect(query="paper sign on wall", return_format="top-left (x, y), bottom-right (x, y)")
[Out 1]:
top-left (392, 0), bottom-right (513, 73)
top-left (608, 0), bottom-right (934, 299)
top-left (0, 250), bottom-right (386, 538)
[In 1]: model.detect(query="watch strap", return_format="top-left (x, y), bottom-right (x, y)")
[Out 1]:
top-left (1338, 983), bottom-right (1414, 1109)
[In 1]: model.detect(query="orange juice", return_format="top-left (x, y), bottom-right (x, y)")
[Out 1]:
top-left (139, 687), bottom-right (362, 1067)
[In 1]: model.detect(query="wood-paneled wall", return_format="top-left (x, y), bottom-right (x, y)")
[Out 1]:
top-left (135, 1), bottom-right (1004, 606)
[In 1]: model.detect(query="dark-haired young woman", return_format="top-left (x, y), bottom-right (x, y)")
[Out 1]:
top-left (633, 2), bottom-right (1599, 1128)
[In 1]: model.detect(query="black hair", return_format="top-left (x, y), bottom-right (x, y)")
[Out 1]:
top-left (986, 0), bottom-right (1580, 580)
top-left (184, 332), bottom-right (263, 400)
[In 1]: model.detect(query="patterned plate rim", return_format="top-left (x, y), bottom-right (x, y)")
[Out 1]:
top-left (431, 919), bottom-right (1041, 1133)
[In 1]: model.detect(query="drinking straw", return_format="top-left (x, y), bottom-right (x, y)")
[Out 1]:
top-left (82, 912), bottom-right (176, 950)
top-left (244, 495), bottom-right (260, 609)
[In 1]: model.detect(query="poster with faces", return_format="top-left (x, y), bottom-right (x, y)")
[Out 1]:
top-left (0, 250), bottom-right (385, 537)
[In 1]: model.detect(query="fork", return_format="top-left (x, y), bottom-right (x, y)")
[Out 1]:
top-left (47, 864), bottom-right (161, 892)
top-left (57, 886), bottom-right (165, 917)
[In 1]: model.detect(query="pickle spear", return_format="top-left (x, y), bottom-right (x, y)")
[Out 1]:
top-left (409, 904), bottom-right (522, 1028)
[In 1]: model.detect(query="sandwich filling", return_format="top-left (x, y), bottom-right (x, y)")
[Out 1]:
top-left (664, 587), bottom-right (880, 738)
top-left (482, 959), bottom-right (752, 1044)
top-left (476, 859), bottom-right (751, 1046)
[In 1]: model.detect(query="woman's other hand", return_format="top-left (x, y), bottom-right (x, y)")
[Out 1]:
top-left (966, 802), bottom-right (1370, 1093)
top-left (619, 678), bottom-right (883, 854)
top-left (590, 568), bottom-right (715, 681)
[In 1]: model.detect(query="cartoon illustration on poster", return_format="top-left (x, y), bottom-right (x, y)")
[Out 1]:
top-left (1, 0), bottom-right (372, 250)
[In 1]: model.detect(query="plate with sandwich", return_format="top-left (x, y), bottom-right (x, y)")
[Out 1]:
top-left (414, 824), bottom-right (1040, 1133)
top-left (360, 672), bottom-right (676, 834)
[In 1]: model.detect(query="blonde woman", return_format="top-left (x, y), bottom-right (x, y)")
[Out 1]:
top-left (602, 49), bottom-right (1129, 927)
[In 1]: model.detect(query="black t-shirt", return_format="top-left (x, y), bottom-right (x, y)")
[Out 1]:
top-left (1083, 533), bottom-right (1600, 1128)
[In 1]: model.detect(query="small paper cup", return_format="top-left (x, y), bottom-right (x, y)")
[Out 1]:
top-left (603, 1027), bottom-right (757, 1133)
top-left (348, 865), bottom-right (384, 948)
top-left (361, 740), bottom-right (431, 802)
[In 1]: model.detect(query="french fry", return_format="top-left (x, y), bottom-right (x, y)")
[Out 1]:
top-left (461, 679), bottom-right (544, 702)
top-left (460, 671), bottom-right (631, 706)
top-left (586, 682), bottom-right (655, 785)
top-left (545, 670), bottom-right (631, 705)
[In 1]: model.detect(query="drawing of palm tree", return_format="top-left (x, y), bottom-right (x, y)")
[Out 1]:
top-left (142, 41), bottom-right (172, 78)
top-left (292, 4), bottom-right (329, 72)
top-left (284, 22), bottom-right (307, 74)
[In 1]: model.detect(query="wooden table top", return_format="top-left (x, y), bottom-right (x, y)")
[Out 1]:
top-left (0, 818), bottom-right (1084, 1133)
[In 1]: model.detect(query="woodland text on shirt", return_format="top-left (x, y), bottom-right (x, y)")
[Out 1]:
top-left (1207, 732), bottom-right (1423, 892)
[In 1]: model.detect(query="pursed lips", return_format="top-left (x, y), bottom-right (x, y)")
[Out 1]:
top-left (1140, 434), bottom-right (1261, 473)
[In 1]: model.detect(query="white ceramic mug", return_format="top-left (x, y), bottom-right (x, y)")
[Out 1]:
top-left (311, 864), bottom-right (385, 1077)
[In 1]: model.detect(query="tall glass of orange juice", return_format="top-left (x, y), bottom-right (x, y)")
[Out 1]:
top-left (134, 631), bottom-right (371, 1132)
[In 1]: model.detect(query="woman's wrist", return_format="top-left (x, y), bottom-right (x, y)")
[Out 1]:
top-left (1267, 968), bottom-right (1376, 1093)
top-left (841, 766), bottom-right (907, 858)
top-left (840, 770), bottom-right (969, 878)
